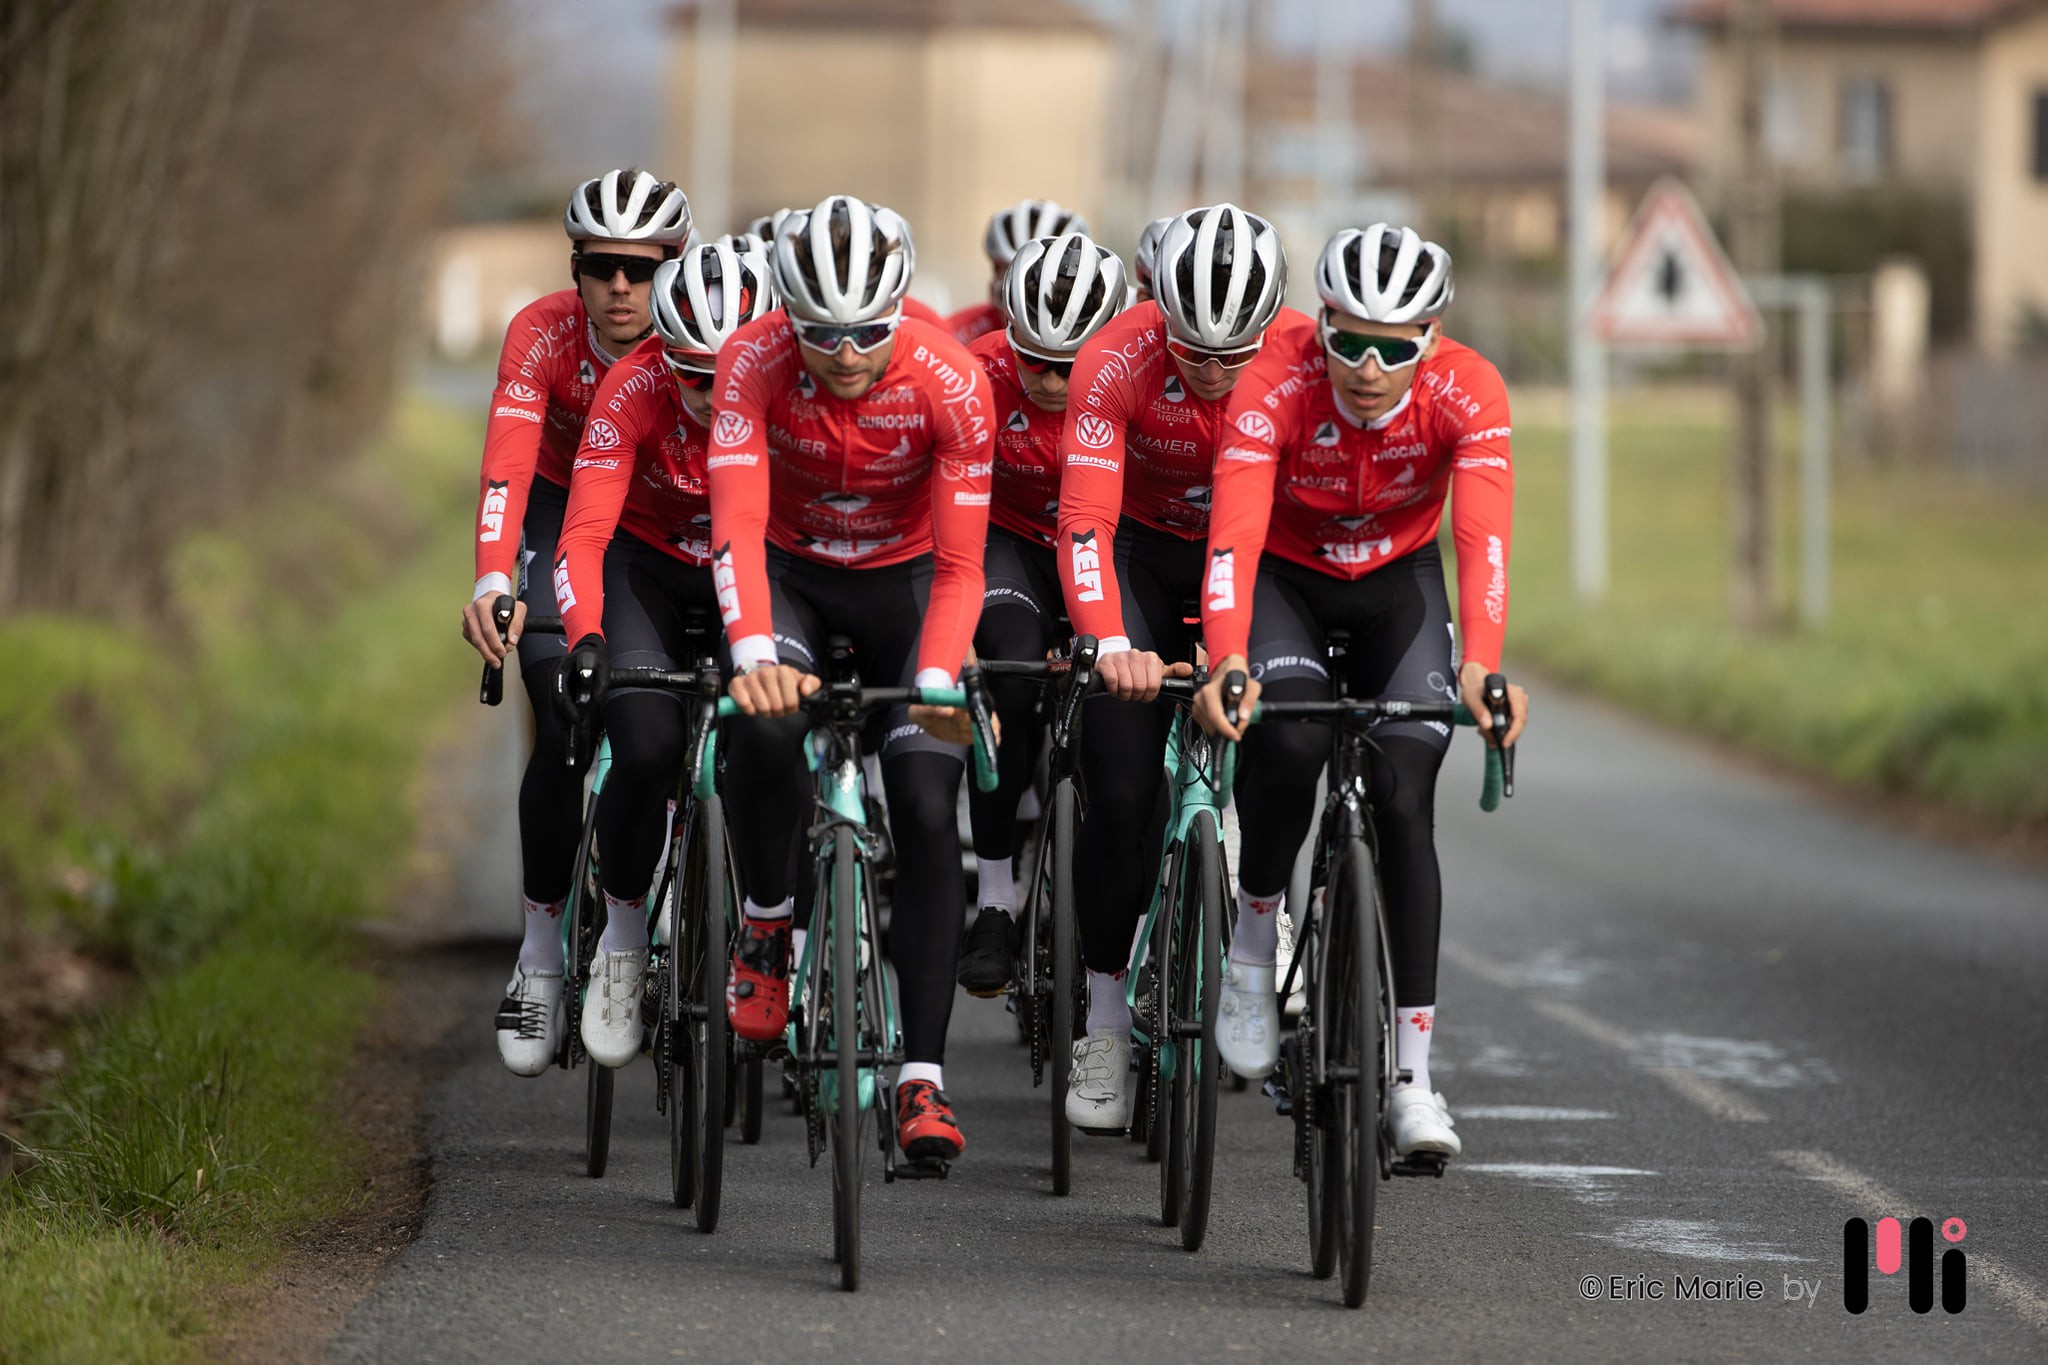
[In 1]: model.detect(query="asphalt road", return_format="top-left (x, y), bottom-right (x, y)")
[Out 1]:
top-left (333, 685), bottom-right (2048, 1363)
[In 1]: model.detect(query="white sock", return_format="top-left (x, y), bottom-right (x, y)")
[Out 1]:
top-left (648, 798), bottom-right (678, 891)
top-left (1086, 970), bottom-right (1132, 1036)
top-left (899, 1061), bottom-right (944, 1089)
top-left (518, 896), bottom-right (565, 972)
top-left (977, 856), bottom-right (1015, 914)
top-left (1016, 784), bottom-right (1042, 823)
top-left (1395, 1004), bottom-right (1435, 1093)
top-left (599, 892), bottom-right (649, 954)
top-left (790, 927), bottom-right (808, 967)
top-left (745, 896), bottom-right (794, 923)
top-left (1231, 887), bottom-right (1284, 967)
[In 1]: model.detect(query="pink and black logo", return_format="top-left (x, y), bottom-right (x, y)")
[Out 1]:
top-left (1843, 1216), bottom-right (1966, 1314)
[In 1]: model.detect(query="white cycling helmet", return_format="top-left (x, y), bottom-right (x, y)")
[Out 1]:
top-left (1316, 223), bottom-right (1454, 324)
top-left (1004, 232), bottom-right (1126, 355)
top-left (1154, 203), bottom-right (1287, 350)
top-left (984, 199), bottom-right (1089, 268)
top-left (652, 236), bottom-right (780, 357)
top-left (563, 169), bottom-right (693, 246)
top-left (773, 194), bottom-right (915, 324)
top-left (1132, 215), bottom-right (1172, 297)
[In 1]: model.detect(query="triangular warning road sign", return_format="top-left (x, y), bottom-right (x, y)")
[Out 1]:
top-left (1586, 178), bottom-right (1761, 350)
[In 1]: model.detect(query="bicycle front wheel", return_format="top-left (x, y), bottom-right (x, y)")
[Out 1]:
top-left (1047, 779), bottom-right (1079, 1195)
top-left (1331, 838), bottom-right (1383, 1308)
top-left (1173, 810), bottom-right (1225, 1251)
top-left (829, 826), bottom-right (863, 1292)
top-left (692, 796), bottom-right (730, 1232)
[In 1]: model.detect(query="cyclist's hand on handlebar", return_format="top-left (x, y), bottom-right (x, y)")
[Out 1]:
top-left (462, 593), bottom-right (526, 666)
top-left (1193, 654), bottom-right (1259, 741)
top-left (728, 663), bottom-right (818, 717)
top-left (557, 633), bottom-right (609, 722)
top-left (908, 704), bottom-right (1000, 746)
top-left (1459, 659), bottom-right (1528, 748)
top-left (1097, 648), bottom-right (1168, 701)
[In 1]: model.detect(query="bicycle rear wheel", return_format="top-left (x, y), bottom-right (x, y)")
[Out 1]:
top-left (1331, 838), bottom-right (1382, 1308)
top-left (829, 826), bottom-right (863, 1291)
top-left (1173, 811), bottom-right (1225, 1251)
top-left (1046, 779), bottom-right (1079, 1195)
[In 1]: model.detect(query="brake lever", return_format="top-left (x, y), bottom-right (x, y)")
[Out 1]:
top-left (1484, 671), bottom-right (1515, 799)
top-left (480, 594), bottom-right (515, 705)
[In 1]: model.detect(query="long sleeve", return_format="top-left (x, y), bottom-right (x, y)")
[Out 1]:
top-left (1054, 340), bottom-right (1136, 651)
top-left (913, 366), bottom-right (996, 684)
top-left (1442, 373), bottom-right (1514, 672)
top-left (707, 325), bottom-right (779, 672)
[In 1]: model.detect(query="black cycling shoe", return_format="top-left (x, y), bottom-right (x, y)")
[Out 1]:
top-left (956, 907), bottom-right (1018, 997)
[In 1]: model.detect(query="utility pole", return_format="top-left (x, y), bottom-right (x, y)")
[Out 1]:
top-left (1568, 0), bottom-right (1607, 601)
top-left (690, 0), bottom-right (736, 235)
top-left (1409, 0), bottom-right (1442, 232)
top-left (1729, 0), bottom-right (1780, 632)
top-left (1315, 0), bottom-right (1352, 242)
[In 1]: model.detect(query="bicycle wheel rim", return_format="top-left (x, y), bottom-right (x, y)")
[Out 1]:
top-left (1049, 779), bottom-right (1078, 1195)
top-left (1179, 811), bottom-right (1224, 1251)
top-left (1337, 840), bottom-right (1381, 1308)
top-left (585, 1060), bottom-right (614, 1180)
top-left (695, 797), bottom-right (729, 1233)
top-left (832, 826), bottom-right (862, 1291)
top-left (1158, 849), bottom-right (1185, 1228)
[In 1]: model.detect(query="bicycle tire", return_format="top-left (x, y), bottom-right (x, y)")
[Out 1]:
top-left (585, 1061), bottom-right (614, 1180)
top-left (1048, 779), bottom-right (1079, 1195)
top-left (830, 825), bottom-right (862, 1292)
top-left (739, 1054), bottom-right (764, 1144)
top-left (573, 800), bottom-right (613, 1178)
top-left (1140, 890), bottom-right (1170, 1165)
top-left (694, 796), bottom-right (730, 1233)
top-left (1157, 846), bottom-right (1185, 1228)
top-left (1334, 838), bottom-right (1382, 1309)
top-left (1176, 810), bottom-right (1225, 1251)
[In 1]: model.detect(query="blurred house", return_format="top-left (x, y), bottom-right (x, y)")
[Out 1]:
top-left (428, 223), bottom-right (571, 361)
top-left (1674, 0), bottom-right (2048, 355)
top-left (662, 0), bottom-right (1112, 314)
top-left (1245, 53), bottom-right (1704, 264)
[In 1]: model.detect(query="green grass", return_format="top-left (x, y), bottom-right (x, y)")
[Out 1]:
top-left (0, 397), bottom-right (478, 1361)
top-left (1489, 385), bottom-right (2048, 824)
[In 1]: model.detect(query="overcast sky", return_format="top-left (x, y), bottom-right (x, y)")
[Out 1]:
top-left (503, 0), bottom-right (1692, 180)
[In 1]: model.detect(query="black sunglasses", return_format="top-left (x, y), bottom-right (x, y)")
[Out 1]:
top-left (574, 251), bottom-right (661, 285)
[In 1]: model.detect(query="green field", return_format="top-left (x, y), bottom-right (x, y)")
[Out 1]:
top-left (1495, 385), bottom-right (2048, 827)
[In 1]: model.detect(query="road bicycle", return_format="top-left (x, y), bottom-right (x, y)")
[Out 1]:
top-left (1236, 636), bottom-right (1512, 1308)
top-left (694, 648), bottom-right (998, 1290)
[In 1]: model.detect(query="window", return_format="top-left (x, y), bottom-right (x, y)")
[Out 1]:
top-left (1766, 76), bottom-right (1806, 165)
top-left (1841, 76), bottom-right (1892, 181)
top-left (2033, 90), bottom-right (2048, 182)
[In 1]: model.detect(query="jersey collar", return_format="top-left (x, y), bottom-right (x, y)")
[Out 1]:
top-left (1330, 383), bottom-right (1413, 432)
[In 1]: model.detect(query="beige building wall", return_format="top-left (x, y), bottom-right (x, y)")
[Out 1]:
top-left (665, 22), bottom-right (1109, 315)
top-left (428, 222), bottom-right (569, 360)
top-left (1692, 32), bottom-right (1979, 197)
top-left (1974, 8), bottom-right (2048, 355)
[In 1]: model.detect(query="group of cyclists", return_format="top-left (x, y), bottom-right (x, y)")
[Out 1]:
top-left (460, 167), bottom-right (1531, 1180)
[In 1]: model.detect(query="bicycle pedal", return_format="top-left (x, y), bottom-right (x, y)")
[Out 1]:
top-left (893, 1156), bottom-right (950, 1181)
top-left (1262, 1075), bottom-right (1293, 1116)
top-left (1391, 1153), bottom-right (1449, 1179)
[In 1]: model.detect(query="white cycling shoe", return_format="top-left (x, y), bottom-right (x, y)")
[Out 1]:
top-left (1064, 1029), bottom-right (1134, 1134)
top-left (580, 946), bottom-right (649, 1068)
top-left (494, 965), bottom-right (563, 1077)
top-left (1216, 962), bottom-right (1281, 1078)
top-left (1275, 911), bottom-right (1307, 1019)
top-left (1386, 1086), bottom-right (1461, 1158)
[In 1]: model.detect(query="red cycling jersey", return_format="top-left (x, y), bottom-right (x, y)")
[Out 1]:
top-left (553, 337), bottom-right (715, 644)
top-left (1054, 305), bottom-right (1314, 649)
top-left (706, 311), bottom-right (995, 682)
top-left (1202, 331), bottom-right (1514, 671)
top-left (902, 296), bottom-right (948, 330)
top-left (948, 300), bottom-right (1004, 347)
top-left (473, 289), bottom-right (622, 593)
top-left (968, 330), bottom-right (1064, 548)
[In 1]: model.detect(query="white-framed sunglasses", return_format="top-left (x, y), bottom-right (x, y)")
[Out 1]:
top-left (1320, 313), bottom-right (1434, 371)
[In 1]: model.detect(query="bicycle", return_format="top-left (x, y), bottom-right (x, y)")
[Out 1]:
top-left (482, 601), bottom-right (745, 1210)
top-left (1235, 638), bottom-right (1513, 1309)
top-left (695, 652), bottom-right (998, 1290)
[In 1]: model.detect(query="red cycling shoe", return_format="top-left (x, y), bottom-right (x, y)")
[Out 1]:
top-left (895, 1079), bottom-right (965, 1162)
top-left (726, 916), bottom-right (792, 1042)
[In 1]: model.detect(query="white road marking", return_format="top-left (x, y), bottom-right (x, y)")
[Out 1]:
top-left (1446, 942), bottom-right (1771, 1123)
top-left (1775, 1149), bottom-right (2048, 1333)
top-left (1463, 1162), bottom-right (1653, 1204)
top-left (1592, 1217), bottom-right (1809, 1263)
top-left (1458, 1105), bottom-right (1617, 1121)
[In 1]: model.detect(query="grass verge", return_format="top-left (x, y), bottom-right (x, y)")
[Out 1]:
top-left (1494, 385), bottom-right (2048, 828)
top-left (0, 397), bottom-right (477, 1361)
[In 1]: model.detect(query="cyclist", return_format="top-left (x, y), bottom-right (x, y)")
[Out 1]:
top-left (948, 198), bottom-right (1089, 346)
top-left (955, 232), bottom-right (1127, 996)
top-left (1191, 223), bottom-right (1529, 1158)
top-left (550, 236), bottom-right (779, 1066)
top-left (750, 206), bottom-right (951, 329)
top-left (707, 195), bottom-right (995, 1163)
top-left (460, 169), bottom-right (691, 1076)
top-left (1054, 203), bottom-right (1311, 1132)
top-left (1130, 215), bottom-right (1170, 305)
